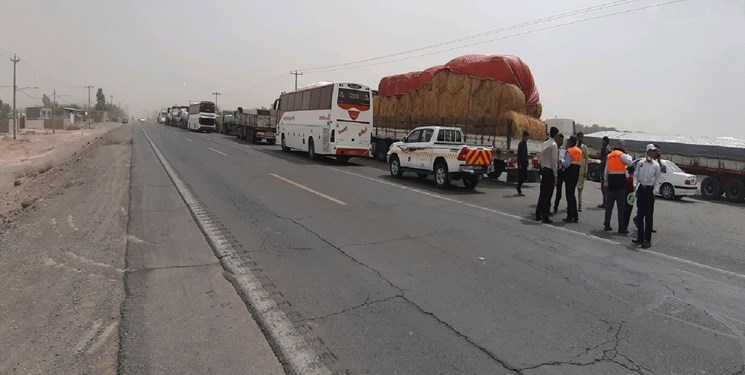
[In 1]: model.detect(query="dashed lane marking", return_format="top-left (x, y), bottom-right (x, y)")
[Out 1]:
top-left (208, 147), bottom-right (228, 156)
top-left (140, 126), bottom-right (333, 375)
top-left (184, 137), bottom-right (193, 142)
top-left (270, 173), bottom-right (348, 206)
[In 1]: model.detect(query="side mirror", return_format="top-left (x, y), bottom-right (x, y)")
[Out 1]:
top-left (402, 136), bottom-right (408, 143)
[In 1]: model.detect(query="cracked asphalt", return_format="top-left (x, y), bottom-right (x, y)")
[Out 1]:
top-left (137, 123), bottom-right (745, 375)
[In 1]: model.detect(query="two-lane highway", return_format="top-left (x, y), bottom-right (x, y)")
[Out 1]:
top-left (137, 123), bottom-right (745, 374)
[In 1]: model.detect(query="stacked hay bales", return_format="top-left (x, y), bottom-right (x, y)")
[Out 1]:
top-left (374, 54), bottom-right (546, 141)
top-left (374, 72), bottom-right (545, 140)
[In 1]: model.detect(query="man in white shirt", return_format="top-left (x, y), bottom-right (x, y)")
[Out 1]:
top-left (553, 134), bottom-right (566, 214)
top-left (633, 144), bottom-right (662, 248)
top-left (535, 126), bottom-right (560, 223)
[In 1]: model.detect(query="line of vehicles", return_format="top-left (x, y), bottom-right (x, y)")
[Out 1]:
top-left (155, 81), bottom-right (744, 200)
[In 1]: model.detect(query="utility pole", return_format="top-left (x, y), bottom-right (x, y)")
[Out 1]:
top-left (11, 54), bottom-right (20, 140)
top-left (291, 70), bottom-right (303, 91)
top-left (212, 91), bottom-right (220, 110)
top-left (85, 85), bottom-right (93, 129)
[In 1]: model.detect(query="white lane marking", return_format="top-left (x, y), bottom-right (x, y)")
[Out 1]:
top-left (140, 126), bottom-right (332, 375)
top-left (75, 319), bottom-right (103, 352)
top-left (270, 173), bottom-right (348, 206)
top-left (208, 147), bottom-right (228, 156)
top-left (63, 251), bottom-right (124, 273)
top-left (67, 215), bottom-right (78, 231)
top-left (326, 166), bottom-right (745, 280)
top-left (184, 137), bottom-right (194, 142)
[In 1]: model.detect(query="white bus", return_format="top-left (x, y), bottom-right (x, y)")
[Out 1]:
top-left (187, 101), bottom-right (217, 132)
top-left (276, 82), bottom-right (372, 162)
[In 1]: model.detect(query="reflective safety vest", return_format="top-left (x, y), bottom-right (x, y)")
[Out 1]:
top-left (607, 149), bottom-right (626, 174)
top-left (568, 146), bottom-right (583, 165)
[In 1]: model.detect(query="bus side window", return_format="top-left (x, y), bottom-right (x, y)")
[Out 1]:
top-left (310, 88), bottom-right (321, 110)
top-left (301, 90), bottom-right (312, 110)
top-left (320, 86), bottom-right (333, 110)
top-left (286, 93), bottom-right (296, 111)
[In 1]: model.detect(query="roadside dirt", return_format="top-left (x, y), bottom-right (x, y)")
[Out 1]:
top-left (0, 124), bottom-right (131, 375)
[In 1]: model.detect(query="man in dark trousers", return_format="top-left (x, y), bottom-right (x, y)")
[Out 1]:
top-left (516, 131), bottom-right (529, 196)
top-left (536, 127), bottom-right (560, 224)
top-left (553, 134), bottom-right (565, 214)
top-left (563, 135), bottom-right (582, 223)
top-left (603, 140), bottom-right (633, 232)
top-left (597, 136), bottom-right (610, 209)
top-left (634, 144), bottom-right (662, 248)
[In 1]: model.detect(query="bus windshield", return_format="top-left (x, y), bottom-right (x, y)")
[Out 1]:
top-left (200, 102), bottom-right (215, 113)
top-left (337, 89), bottom-right (370, 107)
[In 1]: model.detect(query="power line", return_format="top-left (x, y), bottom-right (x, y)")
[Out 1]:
top-left (298, 0), bottom-right (647, 73)
top-left (305, 0), bottom-right (687, 74)
top-left (222, 73), bottom-right (289, 96)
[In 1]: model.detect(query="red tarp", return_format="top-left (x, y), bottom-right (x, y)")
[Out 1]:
top-left (377, 54), bottom-right (539, 104)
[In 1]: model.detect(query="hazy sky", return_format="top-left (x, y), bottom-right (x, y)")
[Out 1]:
top-left (2, 0), bottom-right (744, 138)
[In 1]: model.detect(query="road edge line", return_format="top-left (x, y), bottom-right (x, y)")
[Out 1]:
top-left (140, 126), bottom-right (332, 375)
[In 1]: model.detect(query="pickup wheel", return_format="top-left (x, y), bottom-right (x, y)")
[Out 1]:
top-left (389, 155), bottom-right (403, 178)
top-left (463, 175), bottom-right (479, 189)
top-left (417, 173), bottom-right (428, 179)
top-left (434, 162), bottom-right (450, 188)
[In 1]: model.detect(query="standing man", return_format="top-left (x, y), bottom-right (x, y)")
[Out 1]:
top-left (536, 126), bottom-right (560, 224)
top-left (553, 134), bottom-right (566, 214)
top-left (634, 144), bottom-right (662, 248)
top-left (603, 140), bottom-right (633, 232)
top-left (563, 135), bottom-right (582, 223)
top-left (597, 136), bottom-right (610, 209)
top-left (516, 131), bottom-right (529, 196)
top-left (623, 165), bottom-right (636, 234)
top-left (576, 132), bottom-right (589, 212)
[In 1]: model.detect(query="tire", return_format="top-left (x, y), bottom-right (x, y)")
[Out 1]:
top-left (488, 160), bottom-right (505, 179)
top-left (434, 162), bottom-right (450, 188)
top-left (281, 135), bottom-right (290, 152)
top-left (660, 183), bottom-right (675, 200)
top-left (587, 164), bottom-right (600, 182)
top-left (308, 138), bottom-right (316, 160)
top-left (267, 139), bottom-right (276, 145)
top-left (389, 155), bottom-right (403, 178)
top-left (337, 155), bottom-right (351, 163)
top-left (248, 129), bottom-right (256, 144)
top-left (673, 196), bottom-right (684, 201)
top-left (417, 173), bottom-right (428, 179)
top-left (463, 174), bottom-right (479, 189)
top-left (375, 140), bottom-right (388, 162)
top-left (700, 176), bottom-right (721, 200)
top-left (724, 179), bottom-right (745, 202)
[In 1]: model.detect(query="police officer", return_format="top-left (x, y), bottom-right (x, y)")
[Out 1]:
top-left (576, 132), bottom-right (589, 212)
top-left (562, 135), bottom-right (582, 223)
top-left (603, 140), bottom-right (633, 232)
top-left (597, 136), bottom-right (610, 209)
top-left (633, 144), bottom-right (662, 248)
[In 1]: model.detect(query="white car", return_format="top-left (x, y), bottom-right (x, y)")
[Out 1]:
top-left (139, 118), bottom-right (146, 123)
top-left (633, 158), bottom-right (697, 200)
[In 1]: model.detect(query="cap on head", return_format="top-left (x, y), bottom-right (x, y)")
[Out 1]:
top-left (646, 143), bottom-right (659, 152)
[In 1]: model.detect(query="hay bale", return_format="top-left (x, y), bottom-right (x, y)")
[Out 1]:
top-left (395, 95), bottom-right (411, 118)
top-left (525, 103), bottom-right (542, 119)
top-left (446, 72), bottom-right (468, 95)
top-left (410, 91), bottom-right (424, 118)
top-left (503, 111), bottom-right (545, 140)
top-left (432, 71), bottom-right (449, 95)
top-left (373, 96), bottom-right (381, 116)
top-left (500, 84), bottom-right (526, 115)
top-left (421, 90), bottom-right (438, 118)
top-left (451, 87), bottom-right (470, 119)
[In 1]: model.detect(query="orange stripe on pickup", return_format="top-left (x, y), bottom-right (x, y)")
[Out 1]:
top-left (465, 149), bottom-right (493, 166)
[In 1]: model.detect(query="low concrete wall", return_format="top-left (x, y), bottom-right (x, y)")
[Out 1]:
top-left (0, 119), bottom-right (9, 133)
top-left (25, 119), bottom-right (45, 130)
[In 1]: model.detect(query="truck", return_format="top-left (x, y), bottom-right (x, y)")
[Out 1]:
top-left (219, 111), bottom-right (237, 135)
top-left (387, 126), bottom-right (495, 189)
top-left (583, 131), bottom-right (745, 203)
top-left (234, 107), bottom-right (277, 144)
top-left (166, 106), bottom-right (188, 128)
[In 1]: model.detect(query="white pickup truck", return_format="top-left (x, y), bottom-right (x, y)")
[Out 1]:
top-left (387, 126), bottom-right (494, 189)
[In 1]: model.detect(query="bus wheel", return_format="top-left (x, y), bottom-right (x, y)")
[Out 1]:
top-left (308, 139), bottom-right (316, 160)
top-left (281, 135), bottom-right (290, 152)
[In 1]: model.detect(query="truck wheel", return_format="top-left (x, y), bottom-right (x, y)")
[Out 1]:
top-left (417, 173), bottom-right (428, 179)
top-left (389, 155), bottom-right (403, 178)
top-left (267, 139), bottom-right (276, 145)
top-left (463, 175), bottom-right (479, 189)
top-left (724, 179), bottom-right (745, 202)
top-left (660, 183), bottom-right (675, 200)
top-left (337, 155), bottom-right (350, 164)
top-left (434, 162), bottom-right (450, 188)
top-left (308, 138), bottom-right (316, 160)
top-left (587, 164), bottom-right (600, 182)
top-left (375, 140), bottom-right (388, 162)
top-left (281, 135), bottom-right (290, 152)
top-left (700, 177), bottom-right (721, 200)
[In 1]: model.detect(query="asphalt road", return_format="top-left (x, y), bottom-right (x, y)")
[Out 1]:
top-left (138, 123), bottom-right (745, 375)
